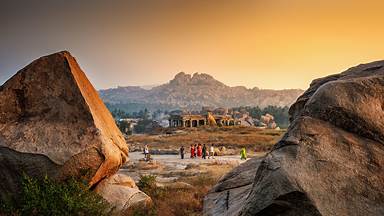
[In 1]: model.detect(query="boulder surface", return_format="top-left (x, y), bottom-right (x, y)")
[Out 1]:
top-left (0, 51), bottom-right (128, 200)
top-left (204, 158), bottom-right (262, 216)
top-left (94, 173), bottom-right (151, 213)
top-left (205, 60), bottom-right (384, 216)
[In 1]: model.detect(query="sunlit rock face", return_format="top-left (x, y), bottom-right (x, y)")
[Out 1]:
top-left (94, 173), bottom-right (152, 213)
top-left (204, 60), bottom-right (384, 216)
top-left (0, 51), bottom-right (128, 201)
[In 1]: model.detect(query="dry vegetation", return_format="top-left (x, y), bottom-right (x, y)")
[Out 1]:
top-left (129, 163), bottom-right (236, 216)
top-left (125, 126), bottom-right (286, 215)
top-left (128, 126), bottom-right (285, 155)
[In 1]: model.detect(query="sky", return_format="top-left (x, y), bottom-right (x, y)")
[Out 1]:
top-left (1, 0), bottom-right (384, 90)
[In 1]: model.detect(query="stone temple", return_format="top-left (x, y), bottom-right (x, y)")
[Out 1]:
top-left (169, 113), bottom-right (236, 127)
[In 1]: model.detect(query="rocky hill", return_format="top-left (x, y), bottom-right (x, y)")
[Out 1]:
top-left (99, 72), bottom-right (304, 111)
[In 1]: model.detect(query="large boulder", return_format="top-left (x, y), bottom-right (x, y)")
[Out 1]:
top-left (94, 174), bottom-right (152, 213)
top-left (207, 112), bottom-right (217, 126)
top-left (0, 51), bottom-right (128, 200)
top-left (260, 113), bottom-right (274, 125)
top-left (205, 60), bottom-right (384, 216)
top-left (204, 158), bottom-right (263, 216)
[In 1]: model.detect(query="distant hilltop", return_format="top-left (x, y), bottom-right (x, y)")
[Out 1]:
top-left (99, 72), bottom-right (304, 112)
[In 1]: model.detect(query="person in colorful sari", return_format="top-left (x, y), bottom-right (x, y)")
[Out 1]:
top-left (190, 145), bottom-right (195, 158)
top-left (197, 144), bottom-right (202, 157)
top-left (240, 148), bottom-right (247, 160)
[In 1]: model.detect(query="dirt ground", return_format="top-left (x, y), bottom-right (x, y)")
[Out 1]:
top-left (127, 126), bottom-right (285, 156)
top-left (122, 127), bottom-right (285, 215)
top-left (121, 152), bottom-right (264, 216)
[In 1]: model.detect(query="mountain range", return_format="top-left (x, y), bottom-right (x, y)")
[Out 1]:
top-left (99, 72), bottom-right (304, 112)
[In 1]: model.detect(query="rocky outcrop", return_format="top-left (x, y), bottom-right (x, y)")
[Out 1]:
top-left (259, 113), bottom-right (278, 129)
top-left (207, 112), bottom-right (218, 126)
top-left (204, 60), bottom-right (384, 216)
top-left (94, 174), bottom-right (151, 213)
top-left (99, 72), bottom-right (304, 111)
top-left (0, 51), bottom-right (128, 201)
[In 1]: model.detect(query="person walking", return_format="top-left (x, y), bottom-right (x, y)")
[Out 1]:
top-left (202, 144), bottom-right (207, 159)
top-left (240, 148), bottom-right (247, 160)
top-left (197, 144), bottom-right (202, 158)
top-left (144, 145), bottom-right (149, 161)
top-left (209, 144), bottom-right (215, 159)
top-left (190, 145), bottom-right (195, 158)
top-left (180, 146), bottom-right (185, 159)
top-left (194, 144), bottom-right (198, 158)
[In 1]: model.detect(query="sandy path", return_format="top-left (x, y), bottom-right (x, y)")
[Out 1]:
top-left (128, 151), bottom-right (247, 166)
top-left (120, 152), bottom-right (251, 183)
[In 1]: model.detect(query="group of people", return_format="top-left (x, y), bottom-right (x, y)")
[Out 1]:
top-left (179, 144), bottom-right (215, 159)
top-left (146, 144), bottom-right (247, 161)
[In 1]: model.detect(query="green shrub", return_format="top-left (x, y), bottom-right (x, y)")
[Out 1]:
top-left (132, 175), bottom-right (162, 216)
top-left (137, 175), bottom-right (163, 197)
top-left (137, 175), bottom-right (156, 190)
top-left (0, 175), bottom-right (111, 216)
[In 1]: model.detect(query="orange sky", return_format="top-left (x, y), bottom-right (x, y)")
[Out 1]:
top-left (1, 0), bottom-right (384, 90)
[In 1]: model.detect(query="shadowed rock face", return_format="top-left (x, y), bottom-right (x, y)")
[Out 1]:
top-left (0, 51), bottom-right (128, 199)
top-left (203, 158), bottom-right (262, 216)
top-left (204, 60), bottom-right (384, 216)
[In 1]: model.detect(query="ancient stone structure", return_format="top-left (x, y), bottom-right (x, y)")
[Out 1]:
top-left (204, 60), bottom-right (384, 216)
top-left (169, 114), bottom-right (207, 127)
top-left (0, 51), bottom-right (145, 210)
top-left (169, 113), bottom-right (236, 128)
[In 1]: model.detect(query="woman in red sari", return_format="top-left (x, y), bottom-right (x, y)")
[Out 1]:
top-left (190, 145), bottom-right (195, 158)
top-left (197, 144), bottom-right (202, 157)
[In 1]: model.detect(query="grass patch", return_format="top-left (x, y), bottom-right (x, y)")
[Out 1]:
top-left (0, 175), bottom-right (111, 216)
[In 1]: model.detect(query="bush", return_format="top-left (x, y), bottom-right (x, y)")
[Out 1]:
top-left (137, 175), bottom-right (163, 198)
top-left (132, 174), bottom-right (218, 216)
top-left (131, 175), bottom-right (159, 216)
top-left (0, 175), bottom-right (111, 216)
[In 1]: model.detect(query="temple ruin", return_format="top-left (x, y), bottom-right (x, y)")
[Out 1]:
top-left (169, 113), bottom-right (237, 128)
top-left (168, 107), bottom-right (278, 129)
